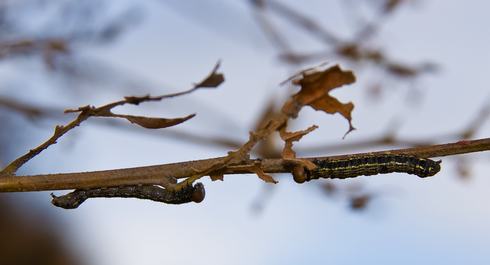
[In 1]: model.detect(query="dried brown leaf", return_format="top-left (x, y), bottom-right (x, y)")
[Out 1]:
top-left (285, 65), bottom-right (356, 135)
top-left (194, 61), bottom-right (225, 88)
top-left (210, 174), bottom-right (224, 181)
top-left (253, 165), bottom-right (278, 184)
top-left (279, 125), bottom-right (318, 159)
top-left (280, 125), bottom-right (318, 142)
top-left (123, 113), bottom-right (195, 129)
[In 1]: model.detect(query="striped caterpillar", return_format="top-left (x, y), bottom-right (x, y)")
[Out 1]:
top-left (302, 154), bottom-right (441, 181)
top-left (51, 183), bottom-right (205, 209)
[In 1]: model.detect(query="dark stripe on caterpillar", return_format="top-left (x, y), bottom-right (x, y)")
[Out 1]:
top-left (306, 154), bottom-right (441, 181)
top-left (51, 183), bottom-right (205, 209)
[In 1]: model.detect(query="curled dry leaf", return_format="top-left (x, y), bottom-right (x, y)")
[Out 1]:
top-left (279, 125), bottom-right (318, 159)
top-left (252, 165), bottom-right (278, 184)
top-left (284, 65), bottom-right (356, 136)
top-left (279, 125), bottom-right (318, 180)
top-left (122, 113), bottom-right (196, 129)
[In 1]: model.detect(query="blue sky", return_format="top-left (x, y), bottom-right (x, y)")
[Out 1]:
top-left (3, 1), bottom-right (490, 264)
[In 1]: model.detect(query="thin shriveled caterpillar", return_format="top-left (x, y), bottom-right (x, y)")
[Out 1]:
top-left (304, 154), bottom-right (441, 181)
top-left (51, 183), bottom-right (205, 209)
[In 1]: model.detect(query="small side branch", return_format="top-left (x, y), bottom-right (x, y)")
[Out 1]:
top-left (0, 61), bottom-right (223, 177)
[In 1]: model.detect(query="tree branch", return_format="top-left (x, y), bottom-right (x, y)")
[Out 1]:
top-left (0, 138), bottom-right (488, 192)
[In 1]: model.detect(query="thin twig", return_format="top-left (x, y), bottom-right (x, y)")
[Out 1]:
top-left (259, 0), bottom-right (340, 45)
top-left (0, 62), bottom-right (223, 177)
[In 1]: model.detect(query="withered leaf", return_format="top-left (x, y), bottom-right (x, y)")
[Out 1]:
top-left (279, 125), bottom-right (318, 142)
top-left (279, 125), bottom-right (318, 160)
top-left (210, 174), bottom-right (224, 181)
top-left (194, 61), bottom-right (225, 88)
top-left (289, 65), bottom-right (356, 136)
top-left (123, 113), bottom-right (195, 129)
top-left (253, 165), bottom-right (278, 184)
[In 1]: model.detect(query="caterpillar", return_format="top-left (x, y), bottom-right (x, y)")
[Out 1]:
top-left (51, 182), bottom-right (205, 209)
top-left (305, 154), bottom-right (441, 181)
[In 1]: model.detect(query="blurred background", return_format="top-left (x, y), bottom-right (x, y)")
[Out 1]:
top-left (1, 0), bottom-right (490, 264)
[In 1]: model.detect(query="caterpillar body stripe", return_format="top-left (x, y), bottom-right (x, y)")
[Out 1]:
top-left (307, 154), bottom-right (441, 181)
top-left (51, 183), bottom-right (205, 209)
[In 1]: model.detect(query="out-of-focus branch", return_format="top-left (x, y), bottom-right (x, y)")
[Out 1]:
top-left (251, 2), bottom-right (292, 52)
top-left (0, 96), bottom-right (61, 120)
top-left (0, 39), bottom-right (69, 59)
top-left (250, 0), bottom-right (436, 81)
top-left (251, 0), bottom-right (340, 45)
top-left (300, 100), bottom-right (490, 154)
